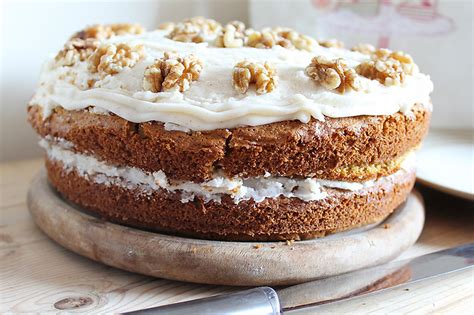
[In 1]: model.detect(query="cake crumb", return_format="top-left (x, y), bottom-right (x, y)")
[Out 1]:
top-left (286, 240), bottom-right (294, 246)
top-left (253, 244), bottom-right (262, 249)
top-left (383, 223), bottom-right (391, 229)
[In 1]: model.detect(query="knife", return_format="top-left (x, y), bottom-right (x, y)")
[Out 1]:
top-left (123, 243), bottom-right (473, 315)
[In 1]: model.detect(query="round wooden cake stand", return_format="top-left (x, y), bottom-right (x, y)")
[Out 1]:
top-left (27, 170), bottom-right (425, 286)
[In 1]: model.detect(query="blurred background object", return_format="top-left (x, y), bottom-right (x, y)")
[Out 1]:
top-left (0, 0), bottom-right (472, 161)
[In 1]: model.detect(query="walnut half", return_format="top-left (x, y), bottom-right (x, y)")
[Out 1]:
top-left (168, 17), bottom-right (222, 43)
top-left (356, 48), bottom-right (416, 86)
top-left (215, 21), bottom-right (246, 48)
top-left (89, 43), bottom-right (144, 76)
top-left (351, 43), bottom-right (376, 55)
top-left (55, 38), bottom-right (98, 67)
top-left (318, 39), bottom-right (344, 49)
top-left (245, 27), bottom-right (316, 51)
top-left (305, 56), bottom-right (360, 93)
top-left (232, 61), bottom-right (277, 94)
top-left (143, 52), bottom-right (203, 93)
top-left (72, 23), bottom-right (145, 40)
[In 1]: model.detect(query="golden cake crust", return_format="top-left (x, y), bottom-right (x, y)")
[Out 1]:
top-left (28, 104), bottom-right (430, 183)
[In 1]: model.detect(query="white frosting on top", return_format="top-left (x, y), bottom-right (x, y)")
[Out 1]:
top-left (31, 30), bottom-right (433, 130)
top-left (40, 138), bottom-right (415, 204)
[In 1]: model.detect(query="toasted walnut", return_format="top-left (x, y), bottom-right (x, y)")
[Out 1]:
top-left (157, 22), bottom-right (175, 32)
top-left (72, 23), bottom-right (145, 40)
top-left (356, 59), bottom-right (405, 86)
top-left (143, 52), bottom-right (203, 92)
top-left (275, 28), bottom-right (316, 51)
top-left (246, 29), bottom-right (280, 49)
top-left (351, 43), bottom-right (376, 55)
top-left (168, 17), bottom-right (221, 43)
top-left (89, 43), bottom-right (144, 76)
top-left (246, 27), bottom-right (316, 51)
top-left (232, 61), bottom-right (277, 94)
top-left (168, 22), bottom-right (204, 43)
top-left (305, 56), bottom-right (360, 93)
top-left (372, 48), bottom-right (391, 60)
top-left (183, 17), bottom-right (221, 35)
top-left (386, 50), bottom-right (416, 74)
top-left (318, 39), bottom-right (344, 49)
top-left (356, 48), bottom-right (416, 86)
top-left (55, 38), bottom-right (99, 66)
top-left (215, 21), bottom-right (246, 48)
top-left (246, 28), bottom-right (295, 49)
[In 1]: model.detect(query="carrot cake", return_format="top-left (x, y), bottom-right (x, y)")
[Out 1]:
top-left (28, 18), bottom-right (432, 241)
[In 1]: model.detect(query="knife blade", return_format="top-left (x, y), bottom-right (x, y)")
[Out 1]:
top-left (122, 243), bottom-right (473, 315)
top-left (279, 242), bottom-right (474, 312)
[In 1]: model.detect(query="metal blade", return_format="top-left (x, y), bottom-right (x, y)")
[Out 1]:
top-left (278, 243), bottom-right (474, 312)
top-left (121, 244), bottom-right (473, 315)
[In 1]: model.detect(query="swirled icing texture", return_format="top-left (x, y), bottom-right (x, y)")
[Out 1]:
top-left (30, 30), bottom-right (433, 130)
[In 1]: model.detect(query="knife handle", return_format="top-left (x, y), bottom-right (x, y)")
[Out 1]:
top-left (123, 287), bottom-right (281, 315)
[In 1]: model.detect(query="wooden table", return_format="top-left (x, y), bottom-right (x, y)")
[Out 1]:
top-left (1, 159), bottom-right (473, 313)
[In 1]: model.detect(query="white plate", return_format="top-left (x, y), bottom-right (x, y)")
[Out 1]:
top-left (417, 129), bottom-right (474, 200)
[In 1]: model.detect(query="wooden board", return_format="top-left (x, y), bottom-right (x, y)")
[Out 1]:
top-left (27, 170), bottom-right (425, 286)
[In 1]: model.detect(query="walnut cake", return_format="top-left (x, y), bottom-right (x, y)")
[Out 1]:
top-left (28, 18), bottom-right (433, 241)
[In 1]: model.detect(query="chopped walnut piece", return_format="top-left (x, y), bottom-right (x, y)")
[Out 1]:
top-left (232, 61), bottom-right (278, 94)
top-left (143, 52), bottom-right (203, 93)
top-left (351, 43), bottom-right (376, 55)
top-left (168, 17), bottom-right (222, 43)
top-left (305, 56), bottom-right (361, 93)
top-left (89, 43), bottom-right (144, 76)
top-left (55, 38), bottom-right (99, 66)
top-left (356, 48), bottom-right (416, 86)
top-left (319, 39), bottom-right (344, 49)
top-left (215, 21), bottom-right (246, 48)
top-left (72, 23), bottom-right (145, 40)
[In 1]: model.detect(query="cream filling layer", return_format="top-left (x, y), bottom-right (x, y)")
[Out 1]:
top-left (31, 30), bottom-right (433, 131)
top-left (40, 139), bottom-right (415, 204)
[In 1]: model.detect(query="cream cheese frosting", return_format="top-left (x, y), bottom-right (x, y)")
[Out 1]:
top-left (31, 30), bottom-right (433, 131)
top-left (40, 138), bottom-right (416, 204)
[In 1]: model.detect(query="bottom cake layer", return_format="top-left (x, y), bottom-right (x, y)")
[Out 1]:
top-left (45, 154), bottom-right (416, 241)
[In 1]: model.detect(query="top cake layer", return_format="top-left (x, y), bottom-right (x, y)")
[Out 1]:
top-left (31, 18), bottom-right (433, 131)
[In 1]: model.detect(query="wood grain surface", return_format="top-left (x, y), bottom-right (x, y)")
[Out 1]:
top-left (1, 159), bottom-right (473, 313)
